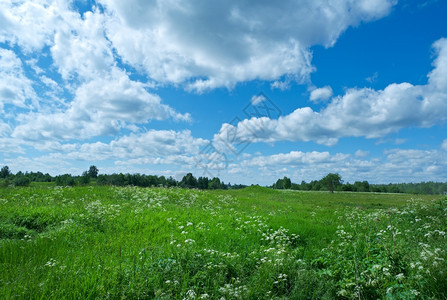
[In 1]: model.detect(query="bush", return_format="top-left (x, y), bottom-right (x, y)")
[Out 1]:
top-left (13, 176), bottom-right (30, 187)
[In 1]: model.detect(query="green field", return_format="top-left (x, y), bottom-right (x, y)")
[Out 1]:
top-left (0, 186), bottom-right (446, 299)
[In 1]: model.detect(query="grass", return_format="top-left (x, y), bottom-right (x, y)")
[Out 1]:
top-left (0, 185), bottom-right (446, 299)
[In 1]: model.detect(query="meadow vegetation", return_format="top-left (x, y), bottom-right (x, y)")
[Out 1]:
top-left (0, 185), bottom-right (446, 299)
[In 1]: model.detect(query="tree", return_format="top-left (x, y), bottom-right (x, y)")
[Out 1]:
top-left (1, 166), bottom-right (11, 178)
top-left (55, 174), bottom-right (76, 186)
top-left (197, 177), bottom-right (209, 189)
top-left (88, 165), bottom-right (99, 178)
top-left (273, 178), bottom-right (284, 189)
top-left (283, 176), bottom-right (291, 189)
top-left (320, 173), bottom-right (342, 193)
top-left (13, 175), bottom-right (30, 187)
top-left (181, 173), bottom-right (197, 188)
top-left (166, 176), bottom-right (177, 187)
top-left (353, 181), bottom-right (370, 192)
top-left (208, 177), bottom-right (221, 190)
top-left (80, 171), bottom-right (91, 185)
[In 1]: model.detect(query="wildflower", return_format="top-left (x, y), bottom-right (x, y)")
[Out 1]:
top-left (184, 289), bottom-right (196, 299)
top-left (395, 273), bottom-right (404, 281)
top-left (45, 258), bottom-right (57, 267)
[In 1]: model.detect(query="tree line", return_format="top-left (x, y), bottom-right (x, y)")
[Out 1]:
top-left (2, 165), bottom-right (446, 194)
top-left (0, 166), bottom-right (246, 190)
top-left (272, 173), bottom-right (447, 195)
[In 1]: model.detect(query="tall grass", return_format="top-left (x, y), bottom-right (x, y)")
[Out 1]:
top-left (0, 186), bottom-right (445, 299)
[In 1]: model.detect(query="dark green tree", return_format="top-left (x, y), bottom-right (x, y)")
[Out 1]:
top-left (181, 173), bottom-right (197, 188)
top-left (88, 165), bottom-right (99, 178)
top-left (283, 176), bottom-right (291, 189)
top-left (13, 175), bottom-right (30, 187)
top-left (273, 178), bottom-right (284, 189)
top-left (80, 171), bottom-right (91, 185)
top-left (320, 173), bottom-right (342, 193)
top-left (166, 176), bottom-right (177, 187)
top-left (208, 177), bottom-right (221, 190)
top-left (197, 177), bottom-right (209, 189)
top-left (0, 166), bottom-right (11, 178)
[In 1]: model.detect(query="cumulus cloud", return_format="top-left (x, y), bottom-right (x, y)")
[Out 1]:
top-left (241, 150), bottom-right (349, 168)
top-left (0, 48), bottom-right (37, 113)
top-left (214, 38), bottom-right (447, 146)
top-left (234, 148), bottom-right (447, 184)
top-left (100, 0), bottom-right (395, 91)
top-left (47, 129), bottom-right (207, 164)
top-left (12, 70), bottom-right (191, 141)
top-left (0, 0), bottom-right (398, 148)
top-left (355, 150), bottom-right (370, 157)
top-left (309, 86), bottom-right (333, 102)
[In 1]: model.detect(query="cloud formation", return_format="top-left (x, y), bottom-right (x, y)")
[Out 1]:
top-left (100, 0), bottom-right (395, 91)
top-left (234, 148), bottom-right (447, 184)
top-left (214, 38), bottom-right (447, 146)
top-left (309, 86), bottom-right (333, 102)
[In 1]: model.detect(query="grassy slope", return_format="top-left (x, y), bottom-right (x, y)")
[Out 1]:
top-left (0, 186), bottom-right (445, 299)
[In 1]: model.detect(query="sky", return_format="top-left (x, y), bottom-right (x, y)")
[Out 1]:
top-left (1, 0), bottom-right (447, 185)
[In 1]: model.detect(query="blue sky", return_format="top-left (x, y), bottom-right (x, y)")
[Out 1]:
top-left (1, 0), bottom-right (447, 185)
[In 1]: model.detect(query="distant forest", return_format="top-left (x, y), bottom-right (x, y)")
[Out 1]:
top-left (272, 174), bottom-right (447, 195)
top-left (1, 165), bottom-right (446, 195)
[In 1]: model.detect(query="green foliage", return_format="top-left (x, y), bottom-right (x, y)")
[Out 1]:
top-left (180, 172), bottom-right (198, 188)
top-left (55, 174), bottom-right (76, 186)
top-left (283, 177), bottom-right (291, 189)
top-left (87, 165), bottom-right (99, 178)
top-left (320, 173), bottom-right (342, 193)
top-left (79, 171), bottom-right (91, 185)
top-left (272, 176), bottom-right (291, 189)
top-left (0, 166), bottom-right (11, 178)
top-left (13, 175), bottom-right (31, 187)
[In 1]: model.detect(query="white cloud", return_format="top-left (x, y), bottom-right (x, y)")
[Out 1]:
top-left (441, 139), bottom-right (447, 151)
top-left (366, 72), bottom-right (378, 83)
top-left (50, 9), bottom-right (114, 81)
top-left (0, 1), bottom-right (63, 51)
top-left (100, 0), bottom-right (395, 91)
top-left (241, 150), bottom-right (349, 168)
top-left (309, 86), bottom-right (333, 102)
top-left (12, 70), bottom-right (191, 141)
top-left (355, 150), bottom-right (370, 157)
top-left (233, 148), bottom-right (447, 184)
top-left (214, 38), bottom-right (447, 146)
top-left (0, 48), bottom-right (37, 113)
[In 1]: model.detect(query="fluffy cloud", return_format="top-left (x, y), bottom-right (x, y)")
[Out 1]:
top-left (12, 70), bottom-right (191, 141)
top-left (50, 9), bottom-right (114, 81)
top-left (309, 86), bottom-right (333, 102)
top-left (0, 48), bottom-right (36, 113)
top-left (214, 38), bottom-right (447, 146)
top-left (1, 0), bottom-right (191, 147)
top-left (234, 148), bottom-right (447, 184)
top-left (241, 150), bottom-right (349, 168)
top-left (100, 0), bottom-right (395, 91)
top-left (355, 150), bottom-right (370, 158)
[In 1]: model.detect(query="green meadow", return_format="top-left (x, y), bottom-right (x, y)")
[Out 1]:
top-left (0, 186), bottom-right (446, 299)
